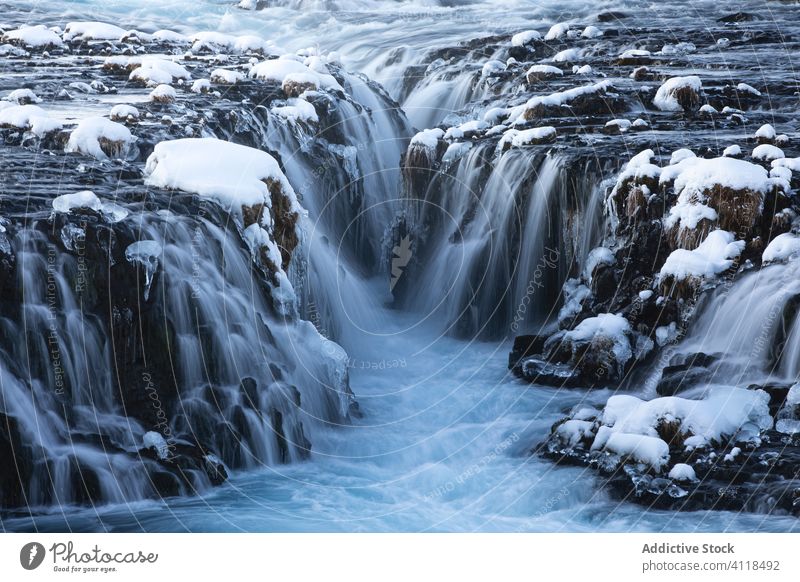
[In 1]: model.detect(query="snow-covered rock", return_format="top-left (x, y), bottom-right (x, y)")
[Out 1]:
top-left (63, 21), bottom-right (127, 42)
top-left (249, 56), bottom-right (342, 94)
top-left (2, 25), bottom-right (63, 48)
top-left (752, 144), bottom-right (784, 162)
top-left (150, 84), bottom-right (177, 103)
top-left (658, 229), bottom-right (744, 286)
top-left (762, 233), bottom-right (800, 263)
top-left (3, 88), bottom-right (41, 105)
top-left (143, 431), bottom-right (170, 460)
top-left (109, 104), bottom-right (140, 122)
top-left (653, 75), bottom-right (703, 112)
top-left (65, 117), bottom-right (135, 160)
top-left (129, 58), bottom-right (191, 86)
top-left (525, 64), bottom-right (563, 84)
top-left (210, 68), bottom-right (246, 84)
top-left (510, 30), bottom-right (542, 47)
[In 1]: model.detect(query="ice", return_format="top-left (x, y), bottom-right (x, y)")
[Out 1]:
top-left (658, 230), bottom-right (744, 282)
top-left (653, 75), bottom-right (702, 111)
top-left (52, 191), bottom-right (102, 213)
top-left (125, 240), bottom-right (163, 301)
top-left (65, 116), bottom-right (135, 160)
top-left (143, 431), bottom-right (169, 460)
top-left (583, 247), bottom-right (615, 278)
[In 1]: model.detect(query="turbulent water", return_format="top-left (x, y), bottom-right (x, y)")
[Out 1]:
top-left (2, 0), bottom-right (800, 531)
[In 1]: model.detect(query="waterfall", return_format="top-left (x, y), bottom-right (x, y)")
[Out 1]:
top-left (399, 145), bottom-right (610, 339)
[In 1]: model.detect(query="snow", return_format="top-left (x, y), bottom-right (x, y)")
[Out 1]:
top-left (752, 144), bottom-right (784, 161)
top-left (109, 104), bottom-right (139, 121)
top-left (271, 98), bottom-right (318, 123)
top-left (583, 247), bottom-right (615, 278)
top-left (661, 156), bottom-right (772, 197)
top-left (509, 126), bottom-right (556, 147)
top-left (736, 82), bottom-right (761, 96)
top-left (653, 76), bottom-right (702, 111)
top-left (762, 233), bottom-right (800, 263)
top-left (144, 138), bottom-right (300, 216)
top-left (605, 119), bottom-right (631, 132)
top-left (211, 68), bottom-right (246, 84)
top-left (511, 30), bottom-right (541, 47)
top-left (544, 23), bottom-right (570, 41)
top-left (600, 387), bottom-right (771, 458)
top-left (591, 428), bottom-right (670, 470)
top-left (2, 25), bottom-right (63, 48)
top-left (191, 79), bottom-right (211, 94)
top-left (699, 104), bottom-right (718, 115)
top-left (152, 30), bottom-right (189, 44)
top-left (658, 230), bottom-right (745, 282)
top-left (410, 128), bottom-right (445, 149)
top-left (30, 116), bottom-right (63, 137)
top-left (664, 199), bottom-right (717, 231)
top-left (619, 49), bottom-right (650, 60)
top-left (773, 157), bottom-right (800, 172)
top-left (562, 313), bottom-right (632, 367)
top-left (722, 144), bottom-right (741, 157)
top-left (0, 104), bottom-right (48, 129)
top-left (510, 80), bottom-right (613, 125)
top-left (150, 84), bottom-right (177, 102)
top-left (190, 31), bottom-right (278, 55)
top-left (638, 290), bottom-right (653, 301)
top-left (755, 124), bottom-right (776, 141)
top-left (481, 60), bottom-right (505, 77)
top-left (143, 431), bottom-right (169, 460)
top-left (526, 64), bottom-right (563, 78)
top-left (668, 463), bottom-right (697, 481)
top-left (249, 56), bottom-right (342, 92)
top-left (65, 117), bottom-right (134, 160)
top-left (130, 58), bottom-right (191, 86)
top-left (63, 21), bottom-right (127, 42)
top-left (581, 26), bottom-right (603, 38)
top-left (4, 88), bottom-right (41, 104)
top-left (552, 48), bottom-right (581, 62)
top-left (52, 191), bottom-right (102, 213)
top-left (573, 64), bottom-right (592, 75)
top-left (555, 420), bottom-right (595, 447)
top-left (670, 148), bottom-right (695, 165)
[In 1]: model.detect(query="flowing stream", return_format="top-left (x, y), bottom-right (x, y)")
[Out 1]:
top-left (2, 0), bottom-right (800, 532)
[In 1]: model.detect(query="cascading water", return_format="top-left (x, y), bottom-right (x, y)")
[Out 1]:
top-left (2, 0), bottom-right (800, 534)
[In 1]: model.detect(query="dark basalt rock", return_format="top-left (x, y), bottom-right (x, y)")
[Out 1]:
top-left (656, 352), bottom-right (720, 396)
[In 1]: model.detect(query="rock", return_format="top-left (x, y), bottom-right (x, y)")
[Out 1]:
top-left (656, 352), bottom-right (719, 396)
top-left (508, 334), bottom-right (548, 368)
